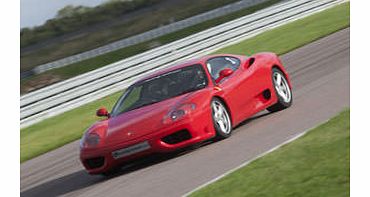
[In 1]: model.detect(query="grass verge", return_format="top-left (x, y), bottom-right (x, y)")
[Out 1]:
top-left (20, 92), bottom-right (121, 162)
top-left (20, 2), bottom-right (350, 163)
top-left (190, 109), bottom-right (350, 197)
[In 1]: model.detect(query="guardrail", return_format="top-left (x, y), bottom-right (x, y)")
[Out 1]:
top-left (20, 0), bottom-right (346, 128)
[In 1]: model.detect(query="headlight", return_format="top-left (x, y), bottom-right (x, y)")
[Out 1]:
top-left (163, 103), bottom-right (196, 124)
top-left (81, 132), bottom-right (101, 148)
top-left (170, 109), bottom-right (186, 120)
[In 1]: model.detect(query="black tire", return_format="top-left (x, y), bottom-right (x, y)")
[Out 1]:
top-left (100, 167), bottom-right (121, 177)
top-left (267, 68), bottom-right (293, 112)
top-left (211, 98), bottom-right (232, 140)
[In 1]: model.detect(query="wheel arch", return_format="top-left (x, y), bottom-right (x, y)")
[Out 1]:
top-left (212, 96), bottom-right (234, 126)
top-left (271, 64), bottom-right (292, 89)
top-left (272, 65), bottom-right (284, 75)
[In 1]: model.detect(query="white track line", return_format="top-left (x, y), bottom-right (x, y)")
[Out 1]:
top-left (183, 119), bottom-right (330, 196)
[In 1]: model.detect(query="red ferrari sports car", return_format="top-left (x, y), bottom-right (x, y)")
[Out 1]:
top-left (80, 53), bottom-right (292, 175)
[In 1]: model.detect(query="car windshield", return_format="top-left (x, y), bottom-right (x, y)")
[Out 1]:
top-left (111, 64), bottom-right (208, 116)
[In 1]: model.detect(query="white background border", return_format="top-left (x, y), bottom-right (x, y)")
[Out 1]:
top-left (351, 1), bottom-right (370, 197)
top-left (0, 0), bottom-right (367, 196)
top-left (0, 0), bottom-right (20, 195)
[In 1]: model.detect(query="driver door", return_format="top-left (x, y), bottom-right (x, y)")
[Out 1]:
top-left (206, 56), bottom-right (258, 124)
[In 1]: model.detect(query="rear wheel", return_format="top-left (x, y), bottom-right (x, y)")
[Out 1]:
top-left (211, 98), bottom-right (232, 139)
top-left (267, 68), bottom-right (292, 112)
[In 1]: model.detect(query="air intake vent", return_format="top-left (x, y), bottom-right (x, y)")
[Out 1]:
top-left (246, 57), bottom-right (255, 68)
top-left (162, 130), bottom-right (192, 144)
top-left (85, 157), bottom-right (105, 169)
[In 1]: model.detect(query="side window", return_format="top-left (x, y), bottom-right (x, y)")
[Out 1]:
top-left (206, 56), bottom-right (240, 80)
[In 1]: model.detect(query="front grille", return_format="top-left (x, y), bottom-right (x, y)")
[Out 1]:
top-left (162, 129), bottom-right (192, 144)
top-left (85, 157), bottom-right (105, 169)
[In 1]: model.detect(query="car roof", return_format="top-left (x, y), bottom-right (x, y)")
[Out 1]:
top-left (135, 54), bottom-right (246, 83)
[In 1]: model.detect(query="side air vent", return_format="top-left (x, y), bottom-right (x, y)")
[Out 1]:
top-left (246, 57), bottom-right (255, 68)
top-left (162, 130), bottom-right (192, 144)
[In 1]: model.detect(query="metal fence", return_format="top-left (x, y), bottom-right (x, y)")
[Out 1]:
top-left (20, 0), bottom-right (346, 128)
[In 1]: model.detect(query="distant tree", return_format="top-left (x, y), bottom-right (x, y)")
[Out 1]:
top-left (56, 5), bottom-right (90, 19)
top-left (20, 27), bottom-right (31, 36)
top-left (56, 5), bottom-right (76, 18)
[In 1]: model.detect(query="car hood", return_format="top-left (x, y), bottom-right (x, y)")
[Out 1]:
top-left (104, 93), bottom-right (192, 146)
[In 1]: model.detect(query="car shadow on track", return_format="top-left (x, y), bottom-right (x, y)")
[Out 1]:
top-left (20, 150), bottom-right (208, 197)
top-left (21, 170), bottom-right (101, 197)
top-left (235, 111), bottom-right (271, 130)
top-left (21, 111), bottom-right (272, 197)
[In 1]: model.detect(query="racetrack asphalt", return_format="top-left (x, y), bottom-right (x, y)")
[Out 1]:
top-left (20, 27), bottom-right (350, 197)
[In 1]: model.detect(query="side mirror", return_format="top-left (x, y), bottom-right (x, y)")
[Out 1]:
top-left (215, 68), bottom-right (234, 83)
top-left (96, 107), bottom-right (110, 118)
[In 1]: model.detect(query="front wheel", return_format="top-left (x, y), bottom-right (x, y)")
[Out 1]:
top-left (211, 98), bottom-right (232, 140)
top-left (267, 68), bottom-right (293, 112)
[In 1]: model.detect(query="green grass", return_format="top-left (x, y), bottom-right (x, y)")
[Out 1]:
top-left (20, 92), bottom-right (121, 162)
top-left (20, 0), bottom-right (283, 93)
top-left (190, 109), bottom-right (350, 197)
top-left (214, 2), bottom-right (350, 55)
top-left (20, 2), bottom-right (350, 163)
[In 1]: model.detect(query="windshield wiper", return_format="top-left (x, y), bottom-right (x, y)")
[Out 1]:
top-left (128, 100), bottom-right (160, 111)
top-left (174, 86), bottom-right (204, 97)
top-left (115, 100), bottom-right (160, 116)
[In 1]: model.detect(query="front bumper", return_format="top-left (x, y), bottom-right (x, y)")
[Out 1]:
top-left (80, 115), bottom-right (214, 174)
